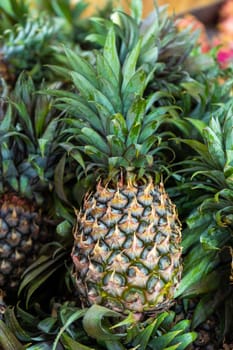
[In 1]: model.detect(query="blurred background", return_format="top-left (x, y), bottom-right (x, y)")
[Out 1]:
top-left (82, 0), bottom-right (223, 18)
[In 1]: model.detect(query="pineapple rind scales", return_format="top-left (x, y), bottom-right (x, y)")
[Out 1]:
top-left (0, 193), bottom-right (45, 290)
top-left (72, 180), bottom-right (182, 315)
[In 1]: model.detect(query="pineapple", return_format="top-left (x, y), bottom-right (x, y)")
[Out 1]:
top-left (53, 26), bottom-right (182, 317)
top-left (0, 73), bottom-right (63, 293)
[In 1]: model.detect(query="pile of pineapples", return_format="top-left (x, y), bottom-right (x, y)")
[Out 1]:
top-left (0, 0), bottom-right (233, 349)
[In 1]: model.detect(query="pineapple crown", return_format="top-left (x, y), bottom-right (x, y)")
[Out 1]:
top-left (0, 72), bottom-right (64, 205)
top-left (0, 0), bottom-right (116, 87)
top-left (86, 1), bottom-right (213, 91)
top-left (34, 0), bottom-right (89, 45)
top-left (30, 0), bottom-right (113, 46)
top-left (178, 100), bottom-right (233, 187)
top-left (0, 14), bottom-right (62, 83)
top-left (51, 26), bottom-right (179, 186)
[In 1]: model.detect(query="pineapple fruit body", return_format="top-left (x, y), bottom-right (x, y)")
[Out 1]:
top-left (72, 179), bottom-right (182, 316)
top-left (0, 193), bottom-right (47, 291)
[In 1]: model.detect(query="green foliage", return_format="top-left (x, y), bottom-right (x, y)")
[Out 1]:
top-left (0, 72), bottom-right (65, 206)
top-left (177, 100), bottom-right (233, 229)
top-left (0, 15), bottom-right (63, 83)
top-left (32, 0), bottom-right (90, 46)
top-left (18, 244), bottom-right (70, 308)
top-left (0, 303), bottom-right (196, 349)
top-left (0, 0), bottom-right (104, 88)
top-left (0, 0), bottom-right (29, 29)
top-left (171, 99), bottom-right (233, 342)
top-left (0, 320), bottom-right (24, 350)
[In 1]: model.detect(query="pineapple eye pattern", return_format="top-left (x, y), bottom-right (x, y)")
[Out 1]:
top-left (72, 181), bottom-right (182, 315)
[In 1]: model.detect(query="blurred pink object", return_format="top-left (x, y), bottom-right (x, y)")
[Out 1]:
top-left (217, 48), bottom-right (233, 66)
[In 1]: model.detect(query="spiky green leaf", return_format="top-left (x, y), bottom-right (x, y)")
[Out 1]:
top-left (52, 309), bottom-right (86, 350)
top-left (149, 330), bottom-right (182, 348)
top-left (61, 332), bottom-right (95, 350)
top-left (82, 305), bottom-right (123, 341)
top-left (103, 27), bottom-right (120, 84)
top-left (64, 47), bottom-right (98, 88)
top-left (0, 320), bottom-right (24, 350)
top-left (122, 39), bottom-right (142, 92)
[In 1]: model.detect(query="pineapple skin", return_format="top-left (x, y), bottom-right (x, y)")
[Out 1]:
top-left (72, 179), bottom-right (182, 316)
top-left (0, 193), bottom-right (47, 291)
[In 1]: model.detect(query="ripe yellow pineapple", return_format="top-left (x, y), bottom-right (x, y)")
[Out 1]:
top-left (53, 24), bottom-right (183, 317)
